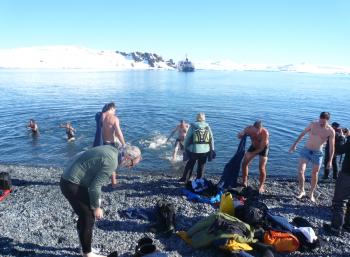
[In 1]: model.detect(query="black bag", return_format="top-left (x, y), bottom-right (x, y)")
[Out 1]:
top-left (0, 172), bottom-right (11, 190)
top-left (292, 217), bottom-right (313, 228)
top-left (235, 201), bottom-right (268, 227)
top-left (150, 200), bottom-right (175, 235)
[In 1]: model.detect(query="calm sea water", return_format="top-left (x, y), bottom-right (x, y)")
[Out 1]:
top-left (0, 69), bottom-right (349, 177)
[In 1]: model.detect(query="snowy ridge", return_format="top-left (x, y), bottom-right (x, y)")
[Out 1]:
top-left (0, 46), bottom-right (174, 70)
top-left (0, 46), bottom-right (349, 75)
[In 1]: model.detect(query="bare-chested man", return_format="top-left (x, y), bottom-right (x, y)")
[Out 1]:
top-left (101, 102), bottom-right (126, 187)
top-left (27, 119), bottom-right (39, 134)
top-left (289, 112), bottom-right (335, 202)
top-left (59, 122), bottom-right (76, 141)
top-left (101, 102), bottom-right (126, 147)
top-left (238, 120), bottom-right (269, 193)
top-left (167, 120), bottom-right (190, 160)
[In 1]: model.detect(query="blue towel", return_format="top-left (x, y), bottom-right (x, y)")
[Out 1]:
top-left (182, 189), bottom-right (222, 204)
top-left (218, 135), bottom-right (247, 189)
top-left (93, 112), bottom-right (103, 147)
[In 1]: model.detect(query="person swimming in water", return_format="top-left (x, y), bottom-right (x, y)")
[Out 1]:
top-left (27, 119), bottom-right (39, 134)
top-left (167, 120), bottom-right (190, 160)
top-left (60, 122), bottom-right (76, 141)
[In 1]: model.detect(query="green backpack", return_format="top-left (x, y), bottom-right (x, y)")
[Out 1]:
top-left (193, 125), bottom-right (211, 144)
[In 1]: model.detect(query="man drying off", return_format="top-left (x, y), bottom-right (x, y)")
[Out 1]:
top-left (238, 120), bottom-right (269, 193)
top-left (167, 120), bottom-right (190, 160)
top-left (289, 112), bottom-right (335, 202)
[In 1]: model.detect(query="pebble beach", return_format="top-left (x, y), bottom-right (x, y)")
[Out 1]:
top-left (1, 164), bottom-right (350, 257)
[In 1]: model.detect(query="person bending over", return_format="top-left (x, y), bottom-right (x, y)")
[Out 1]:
top-left (60, 144), bottom-right (141, 257)
top-left (238, 120), bottom-right (269, 193)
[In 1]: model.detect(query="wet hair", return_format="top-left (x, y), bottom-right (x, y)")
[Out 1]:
top-left (196, 112), bottom-right (206, 122)
top-left (102, 102), bottom-right (116, 112)
top-left (253, 120), bottom-right (262, 129)
top-left (124, 145), bottom-right (141, 161)
top-left (320, 112), bottom-right (330, 120)
top-left (331, 122), bottom-right (340, 129)
top-left (180, 119), bottom-right (185, 124)
top-left (30, 119), bottom-right (35, 123)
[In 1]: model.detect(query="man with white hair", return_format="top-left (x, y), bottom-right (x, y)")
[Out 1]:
top-left (60, 144), bottom-right (141, 257)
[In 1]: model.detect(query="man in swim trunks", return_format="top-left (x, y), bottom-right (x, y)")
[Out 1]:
top-left (167, 120), bottom-right (189, 160)
top-left (59, 122), bottom-right (76, 141)
top-left (289, 112), bottom-right (335, 202)
top-left (101, 102), bottom-right (126, 187)
top-left (238, 120), bottom-right (269, 193)
top-left (27, 119), bottom-right (39, 134)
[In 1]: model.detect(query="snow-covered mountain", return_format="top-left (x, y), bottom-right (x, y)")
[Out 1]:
top-left (0, 46), bottom-right (349, 75)
top-left (0, 46), bottom-right (175, 70)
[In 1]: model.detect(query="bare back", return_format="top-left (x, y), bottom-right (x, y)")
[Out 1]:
top-left (177, 124), bottom-right (189, 141)
top-left (306, 121), bottom-right (334, 151)
top-left (102, 113), bottom-right (119, 143)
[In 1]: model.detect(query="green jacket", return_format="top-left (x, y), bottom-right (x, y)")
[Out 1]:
top-left (187, 212), bottom-right (256, 249)
top-left (62, 145), bottom-right (118, 209)
top-left (184, 121), bottom-right (214, 154)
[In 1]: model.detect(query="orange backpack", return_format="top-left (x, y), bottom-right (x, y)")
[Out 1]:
top-left (263, 230), bottom-right (300, 253)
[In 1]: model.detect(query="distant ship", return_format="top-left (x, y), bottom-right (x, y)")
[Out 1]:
top-left (178, 57), bottom-right (195, 72)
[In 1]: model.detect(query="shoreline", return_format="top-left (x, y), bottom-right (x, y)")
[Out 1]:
top-left (1, 164), bottom-right (349, 257)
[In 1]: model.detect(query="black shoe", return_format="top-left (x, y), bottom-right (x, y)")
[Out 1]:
top-left (323, 223), bottom-right (341, 236)
top-left (342, 225), bottom-right (350, 233)
top-left (107, 251), bottom-right (118, 257)
top-left (134, 237), bottom-right (156, 257)
top-left (178, 177), bottom-right (186, 182)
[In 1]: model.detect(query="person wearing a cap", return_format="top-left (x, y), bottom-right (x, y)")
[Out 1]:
top-left (238, 120), bottom-right (270, 193)
top-left (322, 122), bottom-right (343, 180)
top-left (166, 119), bottom-right (190, 160)
top-left (60, 144), bottom-right (141, 257)
top-left (289, 112), bottom-right (335, 202)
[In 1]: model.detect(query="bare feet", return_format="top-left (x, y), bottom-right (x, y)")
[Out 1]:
top-left (258, 186), bottom-right (265, 194)
top-left (297, 191), bottom-right (306, 199)
top-left (309, 193), bottom-right (316, 202)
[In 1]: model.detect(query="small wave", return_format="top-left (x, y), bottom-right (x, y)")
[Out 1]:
top-left (140, 134), bottom-right (169, 149)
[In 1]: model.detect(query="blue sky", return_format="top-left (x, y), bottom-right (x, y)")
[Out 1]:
top-left (1, 0), bottom-right (349, 66)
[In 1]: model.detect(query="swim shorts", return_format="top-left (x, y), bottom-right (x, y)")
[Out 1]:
top-left (300, 146), bottom-right (324, 166)
top-left (247, 145), bottom-right (269, 157)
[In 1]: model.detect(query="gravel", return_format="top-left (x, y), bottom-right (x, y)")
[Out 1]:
top-left (0, 164), bottom-right (349, 257)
